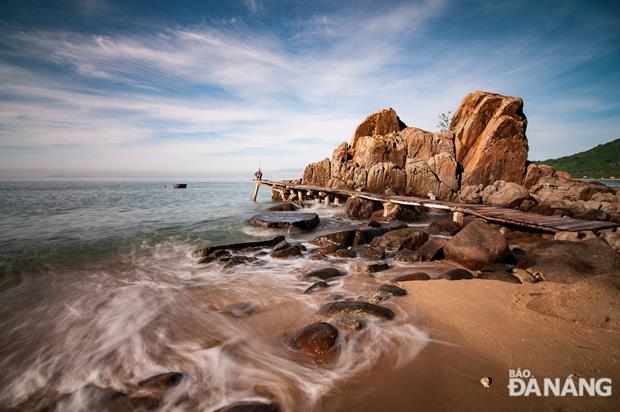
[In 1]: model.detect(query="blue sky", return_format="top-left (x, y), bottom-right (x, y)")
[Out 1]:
top-left (0, 0), bottom-right (618, 177)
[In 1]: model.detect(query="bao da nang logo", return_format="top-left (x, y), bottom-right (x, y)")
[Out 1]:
top-left (508, 369), bottom-right (612, 397)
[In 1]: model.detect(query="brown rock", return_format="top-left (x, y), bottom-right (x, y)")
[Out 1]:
top-left (318, 301), bottom-right (395, 320)
top-left (443, 221), bottom-right (509, 269)
top-left (355, 262), bottom-right (389, 273)
top-left (477, 271), bottom-right (522, 283)
top-left (270, 246), bottom-right (302, 259)
top-left (377, 284), bottom-right (408, 296)
top-left (438, 268), bottom-right (474, 280)
top-left (343, 197), bottom-right (379, 219)
top-left (481, 180), bottom-right (529, 208)
top-left (302, 158), bottom-right (331, 186)
top-left (310, 230), bottom-right (356, 248)
top-left (351, 108), bottom-right (406, 146)
top-left (267, 202), bottom-right (300, 212)
top-left (216, 402), bottom-right (281, 412)
top-left (369, 228), bottom-right (428, 252)
top-left (452, 91), bottom-right (528, 186)
top-left (303, 267), bottom-right (346, 280)
top-left (415, 238), bottom-right (447, 261)
top-left (303, 281), bottom-right (330, 294)
top-left (287, 322), bottom-right (339, 363)
top-left (390, 272), bottom-right (431, 282)
top-left (428, 217), bottom-right (462, 236)
top-left (517, 239), bottom-right (620, 284)
top-left (134, 372), bottom-right (184, 399)
top-left (366, 162), bottom-right (406, 194)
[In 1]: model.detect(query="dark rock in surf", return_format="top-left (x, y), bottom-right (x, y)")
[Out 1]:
top-left (303, 281), bottom-right (330, 294)
top-left (443, 221), bottom-right (509, 269)
top-left (331, 248), bottom-right (357, 258)
top-left (355, 262), bottom-right (389, 273)
top-left (250, 212), bottom-right (319, 230)
top-left (215, 401), bottom-right (281, 412)
top-left (134, 372), bottom-right (184, 398)
top-left (268, 202), bottom-right (300, 212)
top-left (390, 272), bottom-right (431, 282)
top-left (270, 245), bottom-right (303, 259)
top-left (310, 230), bottom-right (356, 248)
top-left (193, 236), bottom-right (285, 259)
top-left (287, 322), bottom-right (339, 364)
top-left (272, 240), bottom-right (291, 252)
top-left (355, 245), bottom-right (386, 260)
top-left (377, 284), bottom-right (408, 296)
top-left (220, 302), bottom-right (259, 317)
top-left (343, 197), bottom-right (380, 219)
top-left (318, 301), bottom-right (395, 320)
top-left (303, 267), bottom-right (345, 280)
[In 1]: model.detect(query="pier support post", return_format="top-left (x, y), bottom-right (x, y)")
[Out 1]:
top-left (325, 195), bottom-right (331, 206)
top-left (297, 190), bottom-right (303, 203)
top-left (251, 180), bottom-right (260, 202)
top-left (453, 211), bottom-right (464, 225)
top-left (334, 196), bottom-right (340, 206)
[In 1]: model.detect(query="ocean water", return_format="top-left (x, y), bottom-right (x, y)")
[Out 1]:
top-left (0, 179), bottom-right (428, 411)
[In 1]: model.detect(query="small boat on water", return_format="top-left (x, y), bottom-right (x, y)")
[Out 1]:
top-left (172, 183), bottom-right (187, 189)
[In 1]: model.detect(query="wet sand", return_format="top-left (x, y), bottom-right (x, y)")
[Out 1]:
top-left (321, 277), bottom-right (620, 411)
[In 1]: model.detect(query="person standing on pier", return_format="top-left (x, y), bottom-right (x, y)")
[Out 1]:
top-left (254, 168), bottom-right (263, 181)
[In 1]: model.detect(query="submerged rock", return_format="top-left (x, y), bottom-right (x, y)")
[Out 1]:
top-left (215, 401), bottom-right (281, 412)
top-left (133, 372), bottom-right (184, 399)
top-left (355, 262), bottom-right (389, 273)
top-left (193, 236), bottom-right (285, 259)
top-left (220, 302), bottom-right (259, 317)
top-left (331, 248), bottom-right (357, 258)
top-left (250, 212), bottom-right (319, 230)
top-left (303, 281), bottom-right (330, 294)
top-left (310, 230), bottom-right (356, 248)
top-left (303, 267), bottom-right (346, 281)
top-left (270, 246), bottom-right (303, 259)
top-left (477, 271), bottom-right (522, 283)
top-left (287, 322), bottom-right (339, 363)
top-left (318, 301), bottom-right (395, 320)
top-left (443, 221), bottom-right (509, 269)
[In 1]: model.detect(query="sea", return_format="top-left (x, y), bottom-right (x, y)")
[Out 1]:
top-left (0, 179), bottom-right (429, 411)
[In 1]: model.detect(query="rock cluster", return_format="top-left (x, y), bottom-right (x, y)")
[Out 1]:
top-left (298, 90), bottom-right (619, 222)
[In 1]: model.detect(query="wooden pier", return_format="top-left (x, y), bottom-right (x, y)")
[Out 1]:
top-left (254, 179), bottom-right (619, 234)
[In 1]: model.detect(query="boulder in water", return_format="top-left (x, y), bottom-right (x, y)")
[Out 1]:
top-left (343, 197), bottom-right (380, 219)
top-left (215, 401), bottom-right (281, 412)
top-left (438, 268), bottom-right (474, 280)
top-left (390, 272), bottom-right (431, 282)
top-left (369, 228), bottom-right (428, 252)
top-left (377, 284), bottom-right (408, 296)
top-left (443, 221), bottom-right (509, 269)
top-left (287, 322), bottom-right (339, 363)
top-left (303, 267), bottom-right (346, 280)
top-left (310, 230), bottom-right (356, 248)
top-left (318, 301), bottom-right (395, 320)
top-left (250, 212), bottom-right (319, 230)
top-left (303, 281), bottom-right (330, 294)
top-left (133, 372), bottom-right (184, 398)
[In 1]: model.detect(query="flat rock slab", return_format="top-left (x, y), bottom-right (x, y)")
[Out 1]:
top-left (250, 212), bottom-right (320, 230)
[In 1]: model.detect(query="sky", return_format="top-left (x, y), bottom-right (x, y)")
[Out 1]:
top-left (0, 0), bottom-right (619, 177)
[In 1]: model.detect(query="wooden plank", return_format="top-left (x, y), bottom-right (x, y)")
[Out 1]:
top-left (258, 180), bottom-right (619, 233)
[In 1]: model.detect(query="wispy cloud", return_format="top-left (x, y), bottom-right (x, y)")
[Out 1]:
top-left (0, 0), bottom-right (618, 176)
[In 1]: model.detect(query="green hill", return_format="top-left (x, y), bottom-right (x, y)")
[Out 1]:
top-left (536, 138), bottom-right (620, 179)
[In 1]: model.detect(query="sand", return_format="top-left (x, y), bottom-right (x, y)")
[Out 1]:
top-left (321, 276), bottom-right (620, 412)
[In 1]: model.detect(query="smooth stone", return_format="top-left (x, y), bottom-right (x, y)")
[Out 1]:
top-left (134, 372), bottom-right (184, 398)
top-left (415, 238), bottom-right (447, 261)
top-left (272, 240), bottom-right (291, 252)
top-left (355, 245), bottom-right (386, 260)
top-left (309, 244), bottom-right (343, 256)
top-left (443, 221), bottom-right (509, 270)
top-left (369, 228), bottom-right (428, 252)
top-left (268, 202), bottom-right (300, 211)
top-left (310, 230), bottom-right (356, 248)
top-left (318, 301), bottom-right (395, 320)
top-left (477, 271), bottom-right (522, 283)
top-left (194, 236), bottom-right (285, 259)
top-left (438, 268), bottom-right (474, 280)
top-left (390, 272), bottom-right (431, 282)
top-left (215, 401), bottom-right (281, 412)
top-left (221, 255), bottom-right (258, 269)
top-left (303, 267), bottom-right (345, 280)
top-left (355, 262), bottom-right (389, 273)
top-left (270, 246), bottom-right (302, 259)
top-left (428, 217), bottom-right (462, 236)
top-left (331, 248), bottom-right (357, 258)
top-left (377, 284), bottom-right (408, 296)
top-left (303, 281), bottom-right (330, 294)
top-left (393, 249), bottom-right (421, 263)
top-left (249, 212), bottom-right (319, 230)
top-left (287, 322), bottom-right (339, 363)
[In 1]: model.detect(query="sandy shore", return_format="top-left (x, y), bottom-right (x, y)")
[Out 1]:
top-left (321, 277), bottom-right (620, 411)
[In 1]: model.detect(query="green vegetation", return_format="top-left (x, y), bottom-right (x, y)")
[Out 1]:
top-left (536, 138), bottom-right (620, 179)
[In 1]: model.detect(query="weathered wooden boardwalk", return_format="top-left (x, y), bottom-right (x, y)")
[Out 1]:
top-left (255, 179), bottom-right (619, 233)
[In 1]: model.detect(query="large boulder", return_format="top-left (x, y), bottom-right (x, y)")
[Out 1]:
top-left (366, 162), bottom-right (407, 194)
top-left (443, 221), bottom-right (509, 269)
top-left (351, 108), bottom-right (406, 147)
top-left (517, 239), bottom-right (620, 283)
top-left (452, 91), bottom-right (528, 186)
top-left (343, 197), bottom-right (379, 219)
top-left (481, 180), bottom-right (530, 208)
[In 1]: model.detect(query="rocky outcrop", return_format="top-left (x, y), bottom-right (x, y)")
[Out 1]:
top-left (294, 90), bottom-right (619, 223)
top-left (452, 91), bottom-right (528, 186)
